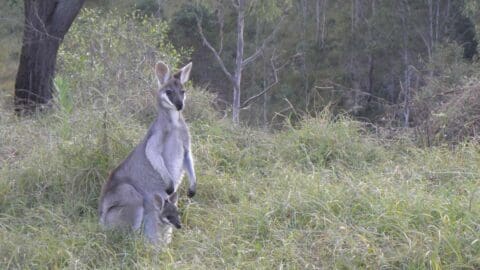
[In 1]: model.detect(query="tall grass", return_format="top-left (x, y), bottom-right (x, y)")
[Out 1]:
top-left (1, 86), bottom-right (479, 268)
top-left (0, 8), bottom-right (479, 269)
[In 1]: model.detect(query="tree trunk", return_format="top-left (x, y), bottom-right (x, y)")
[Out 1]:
top-left (196, 0), bottom-right (285, 126)
top-left (14, 0), bottom-right (85, 114)
top-left (232, 83), bottom-right (241, 125)
top-left (444, 0), bottom-right (450, 34)
top-left (400, 0), bottom-right (411, 127)
top-left (350, 0), bottom-right (360, 115)
top-left (232, 0), bottom-right (245, 125)
top-left (300, 0), bottom-right (309, 108)
top-left (321, 0), bottom-right (328, 47)
top-left (315, 0), bottom-right (321, 45)
top-left (435, 0), bottom-right (440, 42)
top-left (427, 0), bottom-right (434, 69)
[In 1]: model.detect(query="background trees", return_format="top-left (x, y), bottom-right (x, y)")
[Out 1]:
top-left (3, 0), bottom-right (480, 138)
top-left (165, 0), bottom-right (478, 129)
top-left (193, 0), bottom-right (290, 125)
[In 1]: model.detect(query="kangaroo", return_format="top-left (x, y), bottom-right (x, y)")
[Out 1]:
top-left (155, 194), bottom-right (182, 230)
top-left (98, 189), bottom-right (181, 231)
top-left (98, 61), bottom-right (196, 244)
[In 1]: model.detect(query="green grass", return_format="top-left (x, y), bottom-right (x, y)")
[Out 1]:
top-left (0, 11), bottom-right (478, 265)
top-left (0, 87), bottom-right (479, 269)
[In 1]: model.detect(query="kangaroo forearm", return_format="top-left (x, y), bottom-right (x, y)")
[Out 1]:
top-left (184, 151), bottom-right (196, 183)
top-left (146, 134), bottom-right (175, 186)
top-left (187, 169), bottom-right (196, 185)
top-left (183, 150), bottom-right (197, 197)
top-left (146, 154), bottom-right (174, 182)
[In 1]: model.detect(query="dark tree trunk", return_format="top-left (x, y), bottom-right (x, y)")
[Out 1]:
top-left (14, 0), bottom-right (85, 113)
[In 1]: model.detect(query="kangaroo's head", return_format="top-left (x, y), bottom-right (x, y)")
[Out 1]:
top-left (160, 201), bottom-right (182, 229)
top-left (154, 61), bottom-right (192, 111)
top-left (154, 193), bottom-right (182, 229)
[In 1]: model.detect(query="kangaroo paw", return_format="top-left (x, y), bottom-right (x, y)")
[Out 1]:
top-left (187, 188), bottom-right (196, 198)
top-left (166, 182), bottom-right (174, 195)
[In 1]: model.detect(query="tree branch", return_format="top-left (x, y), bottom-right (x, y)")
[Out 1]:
top-left (230, 0), bottom-right (239, 9)
top-left (215, 6), bottom-right (225, 55)
top-left (241, 50), bottom-right (292, 109)
top-left (49, 0), bottom-right (85, 37)
top-left (241, 10), bottom-right (288, 69)
top-left (196, 14), bottom-right (234, 83)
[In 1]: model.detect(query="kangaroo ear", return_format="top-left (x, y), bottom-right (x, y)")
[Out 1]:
top-left (155, 61), bottom-right (170, 86)
top-left (173, 62), bottom-right (192, 85)
top-left (153, 193), bottom-right (165, 210)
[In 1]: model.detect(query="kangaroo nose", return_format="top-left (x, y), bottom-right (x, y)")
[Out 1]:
top-left (175, 102), bottom-right (183, 110)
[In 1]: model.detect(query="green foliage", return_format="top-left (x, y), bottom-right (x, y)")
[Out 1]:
top-left (183, 86), bottom-right (220, 124)
top-left (54, 76), bottom-right (74, 114)
top-left (134, 0), bottom-right (160, 16)
top-left (1, 84), bottom-right (479, 268)
top-left (464, 0), bottom-right (480, 36)
top-left (170, 3), bottom-right (218, 48)
top-left (252, 0), bottom-right (292, 23)
top-left (0, 0), bottom-right (22, 91)
top-left (59, 8), bottom-right (189, 122)
top-left (1, 1), bottom-right (480, 268)
top-left (164, 0), bottom-right (480, 126)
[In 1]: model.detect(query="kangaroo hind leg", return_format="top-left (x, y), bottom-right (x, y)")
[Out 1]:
top-left (100, 183), bottom-right (144, 230)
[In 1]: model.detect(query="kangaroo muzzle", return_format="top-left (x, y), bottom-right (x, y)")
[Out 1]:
top-left (172, 221), bottom-right (182, 229)
top-left (175, 102), bottom-right (183, 111)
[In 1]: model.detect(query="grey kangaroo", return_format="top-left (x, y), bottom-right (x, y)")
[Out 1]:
top-left (98, 61), bottom-right (196, 244)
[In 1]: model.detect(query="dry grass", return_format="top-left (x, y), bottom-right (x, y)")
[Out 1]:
top-left (0, 8), bottom-right (479, 269)
top-left (1, 91), bottom-right (479, 268)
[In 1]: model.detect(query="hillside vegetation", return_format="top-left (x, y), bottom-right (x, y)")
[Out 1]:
top-left (1, 7), bottom-right (479, 270)
top-left (1, 82), bottom-right (479, 268)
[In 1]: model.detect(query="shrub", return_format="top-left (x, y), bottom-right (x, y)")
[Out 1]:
top-left (414, 76), bottom-right (480, 144)
top-left (59, 8), bottom-right (190, 123)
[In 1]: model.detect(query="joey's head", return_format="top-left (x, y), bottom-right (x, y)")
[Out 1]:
top-left (154, 194), bottom-right (182, 229)
top-left (160, 201), bottom-right (182, 229)
top-left (154, 61), bottom-right (192, 111)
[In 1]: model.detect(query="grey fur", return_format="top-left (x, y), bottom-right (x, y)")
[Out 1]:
top-left (156, 194), bottom-right (182, 229)
top-left (98, 61), bottom-right (195, 244)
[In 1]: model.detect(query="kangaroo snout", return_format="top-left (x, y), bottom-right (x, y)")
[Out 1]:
top-left (175, 102), bottom-right (183, 111)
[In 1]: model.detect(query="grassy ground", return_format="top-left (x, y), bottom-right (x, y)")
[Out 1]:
top-left (0, 8), bottom-right (479, 268)
top-left (0, 84), bottom-right (479, 269)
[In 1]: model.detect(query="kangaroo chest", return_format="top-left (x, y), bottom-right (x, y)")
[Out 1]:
top-left (161, 128), bottom-right (185, 180)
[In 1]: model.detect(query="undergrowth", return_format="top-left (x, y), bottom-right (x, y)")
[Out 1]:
top-left (1, 86), bottom-right (479, 268)
top-left (0, 8), bottom-right (479, 270)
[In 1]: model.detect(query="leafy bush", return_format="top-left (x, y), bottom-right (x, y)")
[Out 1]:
top-left (59, 8), bottom-right (189, 122)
